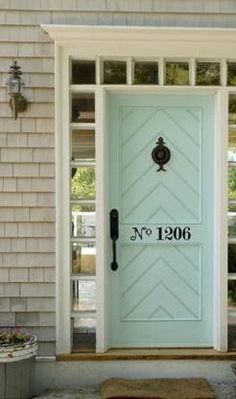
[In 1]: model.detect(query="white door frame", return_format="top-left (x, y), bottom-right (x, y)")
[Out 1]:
top-left (102, 87), bottom-right (228, 352)
top-left (41, 25), bottom-right (230, 353)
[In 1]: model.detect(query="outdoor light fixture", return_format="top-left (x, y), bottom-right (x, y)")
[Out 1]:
top-left (6, 61), bottom-right (28, 120)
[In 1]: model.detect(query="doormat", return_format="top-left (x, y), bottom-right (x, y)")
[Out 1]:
top-left (101, 378), bottom-right (215, 399)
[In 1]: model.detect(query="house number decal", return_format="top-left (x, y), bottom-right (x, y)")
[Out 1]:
top-left (130, 226), bottom-right (191, 242)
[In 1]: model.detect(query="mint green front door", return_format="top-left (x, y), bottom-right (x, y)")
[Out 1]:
top-left (109, 93), bottom-right (214, 347)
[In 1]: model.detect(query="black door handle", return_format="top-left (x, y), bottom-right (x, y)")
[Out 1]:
top-left (110, 209), bottom-right (119, 271)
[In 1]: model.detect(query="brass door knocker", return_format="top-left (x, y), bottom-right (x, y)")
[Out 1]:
top-left (152, 137), bottom-right (171, 172)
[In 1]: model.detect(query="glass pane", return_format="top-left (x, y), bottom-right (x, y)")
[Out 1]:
top-left (72, 279), bottom-right (96, 311)
top-left (196, 62), bottom-right (220, 85)
top-left (134, 61), bottom-right (158, 85)
top-left (228, 168), bottom-right (236, 200)
top-left (228, 244), bottom-right (236, 273)
top-left (71, 60), bottom-right (95, 84)
top-left (228, 281), bottom-right (236, 349)
top-left (227, 62), bottom-right (236, 86)
top-left (165, 62), bottom-right (189, 85)
top-left (228, 319), bottom-right (236, 348)
top-left (71, 167), bottom-right (95, 200)
top-left (228, 213), bottom-right (236, 237)
top-left (229, 201), bottom-right (236, 213)
top-left (72, 130), bottom-right (95, 161)
top-left (228, 280), bottom-right (236, 309)
top-left (72, 204), bottom-right (95, 238)
top-left (103, 61), bottom-right (126, 84)
top-left (229, 129), bottom-right (236, 150)
top-left (228, 129), bottom-right (236, 161)
top-left (71, 93), bottom-right (95, 123)
top-left (229, 95), bottom-right (236, 125)
top-left (72, 316), bottom-right (96, 352)
top-left (72, 242), bottom-right (96, 275)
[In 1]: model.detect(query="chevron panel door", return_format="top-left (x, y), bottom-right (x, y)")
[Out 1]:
top-left (109, 93), bottom-right (214, 347)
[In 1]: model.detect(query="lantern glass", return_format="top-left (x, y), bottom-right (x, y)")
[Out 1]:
top-left (6, 76), bottom-right (24, 95)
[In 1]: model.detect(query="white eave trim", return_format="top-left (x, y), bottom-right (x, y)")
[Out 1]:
top-left (41, 25), bottom-right (236, 43)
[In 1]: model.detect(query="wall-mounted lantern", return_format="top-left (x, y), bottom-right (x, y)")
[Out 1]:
top-left (6, 61), bottom-right (28, 120)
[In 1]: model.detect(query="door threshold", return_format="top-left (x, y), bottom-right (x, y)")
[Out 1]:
top-left (57, 348), bottom-right (236, 361)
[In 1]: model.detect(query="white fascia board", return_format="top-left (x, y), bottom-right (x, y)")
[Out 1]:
top-left (41, 25), bottom-right (236, 59)
top-left (41, 25), bottom-right (236, 43)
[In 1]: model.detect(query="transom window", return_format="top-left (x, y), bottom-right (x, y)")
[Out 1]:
top-left (71, 58), bottom-right (236, 87)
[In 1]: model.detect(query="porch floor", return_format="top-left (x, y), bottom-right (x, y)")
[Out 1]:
top-left (34, 383), bottom-right (236, 399)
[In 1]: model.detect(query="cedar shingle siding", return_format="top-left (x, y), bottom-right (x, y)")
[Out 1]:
top-left (0, 0), bottom-right (235, 356)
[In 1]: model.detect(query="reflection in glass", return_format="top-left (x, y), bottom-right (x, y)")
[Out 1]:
top-left (134, 62), bottom-right (158, 85)
top-left (228, 129), bottom-right (236, 162)
top-left (228, 280), bottom-right (236, 309)
top-left (227, 63), bottom-right (236, 86)
top-left (72, 204), bottom-right (95, 238)
top-left (228, 245), bottom-right (236, 273)
top-left (72, 279), bottom-right (96, 311)
top-left (72, 316), bottom-right (96, 352)
top-left (165, 62), bottom-right (189, 85)
top-left (103, 61), bottom-right (126, 84)
top-left (228, 279), bottom-right (236, 348)
top-left (71, 167), bottom-right (95, 200)
top-left (229, 95), bottom-right (236, 125)
top-left (71, 93), bottom-right (95, 123)
top-left (72, 60), bottom-right (96, 84)
top-left (74, 316), bottom-right (96, 331)
top-left (228, 168), bottom-right (236, 200)
top-left (228, 213), bottom-right (236, 237)
top-left (229, 201), bottom-right (236, 213)
top-left (228, 322), bottom-right (236, 348)
top-left (72, 242), bottom-right (96, 275)
top-left (196, 62), bottom-right (220, 85)
top-left (72, 130), bottom-right (95, 161)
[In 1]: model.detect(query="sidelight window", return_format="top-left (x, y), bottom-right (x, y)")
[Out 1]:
top-left (228, 91), bottom-right (236, 348)
top-left (70, 61), bottom-right (96, 352)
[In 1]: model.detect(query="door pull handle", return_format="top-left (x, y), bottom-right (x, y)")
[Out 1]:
top-left (110, 209), bottom-right (119, 271)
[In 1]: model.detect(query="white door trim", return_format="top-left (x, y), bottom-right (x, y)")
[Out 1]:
top-left (102, 87), bottom-right (228, 351)
top-left (214, 89), bottom-right (228, 351)
top-left (41, 25), bottom-right (229, 353)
